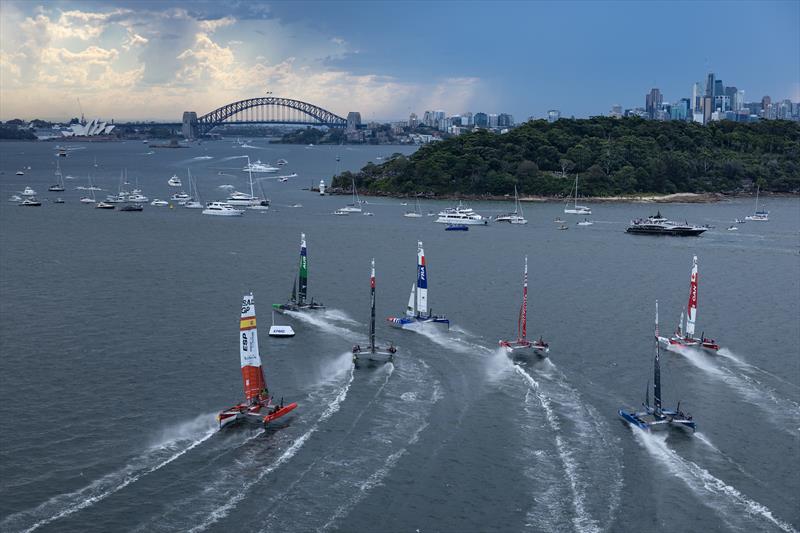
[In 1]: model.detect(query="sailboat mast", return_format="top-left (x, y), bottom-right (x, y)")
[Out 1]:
top-left (247, 156), bottom-right (255, 198)
top-left (574, 174), bottom-right (579, 208)
top-left (686, 256), bottom-right (698, 337)
top-left (653, 300), bottom-right (662, 414)
top-left (370, 258), bottom-right (376, 353)
top-left (519, 256), bottom-right (528, 341)
top-left (298, 233), bottom-right (308, 304)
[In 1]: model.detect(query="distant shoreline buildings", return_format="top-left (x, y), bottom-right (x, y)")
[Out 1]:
top-left (610, 72), bottom-right (799, 124)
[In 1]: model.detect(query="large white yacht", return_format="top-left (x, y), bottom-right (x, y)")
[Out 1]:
top-left (435, 202), bottom-right (488, 225)
top-left (242, 160), bottom-right (279, 173)
top-left (202, 202), bottom-right (243, 216)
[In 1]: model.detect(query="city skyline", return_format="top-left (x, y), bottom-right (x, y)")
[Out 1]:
top-left (0, 0), bottom-right (798, 122)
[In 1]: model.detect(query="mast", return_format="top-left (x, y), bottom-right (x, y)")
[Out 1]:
top-left (653, 300), bottom-right (662, 415)
top-left (247, 156), bottom-right (255, 199)
top-left (519, 256), bottom-right (528, 341)
top-left (370, 258), bottom-right (376, 353)
top-left (754, 185), bottom-right (759, 211)
top-left (686, 256), bottom-right (698, 337)
top-left (574, 174), bottom-right (579, 208)
top-left (416, 241), bottom-right (428, 317)
top-left (298, 233), bottom-right (308, 304)
top-left (55, 160), bottom-right (63, 186)
top-left (240, 293), bottom-right (266, 401)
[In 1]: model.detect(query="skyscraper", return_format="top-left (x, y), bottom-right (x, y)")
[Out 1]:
top-left (705, 73), bottom-right (715, 97)
top-left (547, 110), bottom-right (561, 123)
top-left (645, 88), bottom-right (663, 119)
top-left (692, 82), bottom-right (701, 113)
top-left (474, 112), bottom-right (488, 127)
top-left (497, 113), bottom-right (514, 127)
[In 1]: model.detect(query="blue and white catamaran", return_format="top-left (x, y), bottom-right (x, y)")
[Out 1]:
top-left (386, 241), bottom-right (449, 330)
top-left (618, 301), bottom-right (696, 433)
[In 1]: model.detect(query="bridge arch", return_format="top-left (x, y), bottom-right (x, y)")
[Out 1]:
top-left (194, 97), bottom-right (347, 134)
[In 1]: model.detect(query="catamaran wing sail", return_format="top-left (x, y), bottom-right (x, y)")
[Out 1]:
top-left (370, 258), bottom-right (376, 352)
top-left (417, 241), bottom-right (428, 316)
top-left (406, 282), bottom-right (416, 317)
top-left (653, 301), bottom-right (662, 414)
top-left (686, 255), bottom-right (698, 337)
top-left (240, 293), bottom-right (266, 401)
top-left (298, 233), bottom-right (308, 304)
top-left (520, 256), bottom-right (528, 341)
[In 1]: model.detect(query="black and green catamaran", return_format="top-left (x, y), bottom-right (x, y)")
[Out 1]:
top-left (273, 233), bottom-right (326, 313)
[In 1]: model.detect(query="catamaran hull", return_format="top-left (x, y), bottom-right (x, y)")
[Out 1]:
top-left (353, 350), bottom-right (395, 363)
top-left (386, 316), bottom-right (449, 330)
top-left (618, 409), bottom-right (696, 432)
top-left (501, 343), bottom-right (549, 359)
top-left (218, 402), bottom-right (298, 429)
top-left (658, 335), bottom-right (719, 353)
top-left (273, 303), bottom-right (326, 314)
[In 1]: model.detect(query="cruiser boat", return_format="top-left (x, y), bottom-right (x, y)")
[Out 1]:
top-left (21, 187), bottom-right (36, 197)
top-left (170, 191), bottom-right (191, 204)
top-left (96, 201), bottom-right (115, 209)
top-left (167, 175), bottom-right (182, 187)
top-left (500, 256), bottom-right (549, 357)
top-left (333, 208), bottom-right (349, 216)
top-left (274, 233), bottom-right (326, 313)
top-left (626, 214), bottom-right (707, 236)
top-left (445, 224), bottom-right (469, 231)
top-left (339, 178), bottom-right (362, 212)
top-left (150, 199), bottom-right (169, 207)
top-left (216, 293), bottom-right (298, 429)
top-left (577, 219), bottom-right (594, 226)
top-left (242, 159), bottom-right (279, 173)
top-left (744, 185), bottom-right (769, 221)
top-left (353, 259), bottom-right (397, 365)
top-left (495, 186), bottom-right (528, 224)
top-left (387, 241), bottom-right (449, 330)
top-left (658, 256), bottom-right (719, 353)
top-left (80, 176), bottom-right (97, 204)
top-left (564, 174), bottom-right (592, 215)
top-left (435, 202), bottom-right (488, 225)
top-left (276, 159), bottom-right (288, 166)
top-left (128, 190), bottom-right (149, 203)
top-left (202, 202), bottom-right (243, 216)
top-left (48, 161), bottom-right (66, 192)
top-left (619, 301), bottom-right (696, 433)
top-left (15, 170), bottom-right (24, 176)
top-left (119, 204), bottom-right (144, 212)
top-left (18, 197), bottom-right (42, 207)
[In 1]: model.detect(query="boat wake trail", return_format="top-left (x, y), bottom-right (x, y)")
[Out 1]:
top-left (414, 326), bottom-right (493, 357)
top-left (321, 309), bottom-right (360, 325)
top-left (515, 363), bottom-right (622, 533)
top-left (1, 413), bottom-right (218, 533)
top-left (669, 345), bottom-right (800, 431)
top-left (718, 348), bottom-right (798, 389)
top-left (632, 430), bottom-right (797, 533)
top-left (173, 363), bottom-right (355, 533)
top-left (254, 357), bottom-right (439, 533)
top-left (285, 309), bottom-right (359, 339)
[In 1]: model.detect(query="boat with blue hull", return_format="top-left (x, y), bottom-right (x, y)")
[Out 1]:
top-left (387, 241), bottom-right (449, 330)
top-left (619, 301), bottom-right (696, 433)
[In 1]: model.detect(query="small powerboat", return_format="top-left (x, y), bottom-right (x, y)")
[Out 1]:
top-left (150, 199), bottom-right (169, 207)
top-left (445, 224), bottom-right (469, 231)
top-left (268, 311), bottom-right (295, 337)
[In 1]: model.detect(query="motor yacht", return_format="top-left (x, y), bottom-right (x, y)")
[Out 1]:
top-left (167, 175), bottom-right (182, 187)
top-left (435, 202), bottom-right (488, 225)
top-left (242, 160), bottom-right (279, 173)
top-left (151, 199), bottom-right (169, 207)
top-left (203, 202), bottom-right (243, 216)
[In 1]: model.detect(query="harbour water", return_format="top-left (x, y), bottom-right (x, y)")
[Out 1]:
top-left (1, 140), bottom-right (798, 532)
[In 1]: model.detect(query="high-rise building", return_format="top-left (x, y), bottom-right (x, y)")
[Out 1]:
top-left (705, 73), bottom-right (715, 97)
top-left (609, 104), bottom-right (623, 118)
top-left (433, 110), bottom-right (446, 129)
top-left (714, 95), bottom-right (731, 112)
top-left (474, 112), bottom-right (488, 127)
top-left (488, 114), bottom-right (499, 128)
top-left (761, 96), bottom-right (771, 118)
top-left (714, 80), bottom-right (724, 99)
top-left (692, 82), bottom-right (701, 113)
top-left (547, 110), bottom-right (561, 123)
top-left (346, 112), bottom-right (362, 131)
top-left (461, 112), bottom-right (473, 126)
top-left (497, 113), bottom-right (514, 127)
top-left (736, 90), bottom-right (745, 111)
top-left (645, 88), bottom-right (663, 119)
top-left (408, 113), bottom-right (418, 128)
top-left (702, 96), bottom-right (713, 124)
top-left (422, 111), bottom-right (434, 127)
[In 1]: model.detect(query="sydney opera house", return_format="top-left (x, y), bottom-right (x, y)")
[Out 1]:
top-left (62, 118), bottom-right (115, 137)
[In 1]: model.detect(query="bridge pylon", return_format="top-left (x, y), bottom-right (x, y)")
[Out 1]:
top-left (182, 111), bottom-right (198, 139)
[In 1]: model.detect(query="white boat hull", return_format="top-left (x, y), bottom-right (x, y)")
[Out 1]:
top-left (435, 217), bottom-right (487, 225)
top-left (564, 208), bottom-right (592, 215)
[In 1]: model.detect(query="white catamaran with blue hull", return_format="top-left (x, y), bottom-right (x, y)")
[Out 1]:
top-left (619, 301), bottom-right (696, 433)
top-left (354, 259), bottom-right (397, 364)
top-left (386, 241), bottom-right (449, 330)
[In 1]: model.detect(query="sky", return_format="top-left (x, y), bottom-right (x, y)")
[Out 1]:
top-left (0, 0), bottom-right (798, 122)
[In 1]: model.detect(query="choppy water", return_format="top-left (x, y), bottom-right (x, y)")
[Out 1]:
top-left (1, 140), bottom-right (798, 532)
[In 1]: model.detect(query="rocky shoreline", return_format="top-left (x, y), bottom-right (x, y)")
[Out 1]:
top-left (319, 190), bottom-right (797, 204)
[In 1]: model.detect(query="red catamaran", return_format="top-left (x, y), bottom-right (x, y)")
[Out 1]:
top-left (217, 293), bottom-right (298, 429)
top-left (659, 256), bottom-right (719, 353)
top-left (500, 256), bottom-right (549, 357)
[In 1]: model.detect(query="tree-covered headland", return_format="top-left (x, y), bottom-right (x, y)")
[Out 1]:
top-left (333, 118), bottom-right (799, 197)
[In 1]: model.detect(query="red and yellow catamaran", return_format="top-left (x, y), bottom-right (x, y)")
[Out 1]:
top-left (217, 293), bottom-right (298, 429)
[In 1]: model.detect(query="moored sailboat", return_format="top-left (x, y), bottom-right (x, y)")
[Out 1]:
top-left (658, 255), bottom-right (719, 352)
top-left (386, 241), bottom-right (449, 330)
top-left (354, 259), bottom-right (397, 364)
top-left (619, 301), bottom-right (696, 432)
top-left (500, 256), bottom-right (549, 357)
top-left (217, 293), bottom-right (298, 429)
top-left (273, 233), bottom-right (326, 313)
top-left (48, 161), bottom-right (66, 192)
top-left (744, 185), bottom-right (769, 221)
top-left (564, 174), bottom-right (591, 215)
top-left (495, 185), bottom-right (528, 224)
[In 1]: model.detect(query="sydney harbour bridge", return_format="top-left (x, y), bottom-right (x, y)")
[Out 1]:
top-left (180, 97), bottom-right (349, 138)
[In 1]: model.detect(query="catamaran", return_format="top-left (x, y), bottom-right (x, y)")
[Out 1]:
top-left (495, 185), bottom-right (528, 224)
top-left (499, 256), bottom-right (549, 357)
top-left (354, 259), bottom-right (397, 364)
top-left (564, 174), bottom-right (591, 215)
top-left (659, 255), bottom-right (719, 352)
top-left (386, 241), bottom-right (449, 330)
top-left (744, 185), bottom-right (769, 221)
top-left (619, 301), bottom-right (696, 432)
top-left (339, 178), bottom-right (362, 212)
top-left (216, 293), bottom-right (298, 429)
top-left (273, 233), bottom-right (326, 313)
